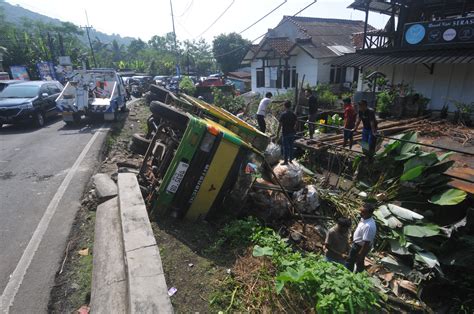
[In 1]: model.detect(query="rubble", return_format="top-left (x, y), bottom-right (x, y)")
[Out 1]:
top-left (92, 173), bottom-right (118, 202)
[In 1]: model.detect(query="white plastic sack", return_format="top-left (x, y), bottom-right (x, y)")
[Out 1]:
top-left (264, 142), bottom-right (282, 166)
top-left (293, 185), bottom-right (320, 213)
top-left (273, 162), bottom-right (304, 190)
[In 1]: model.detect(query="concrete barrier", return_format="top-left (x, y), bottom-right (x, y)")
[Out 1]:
top-left (118, 173), bottom-right (173, 314)
top-left (90, 197), bottom-right (127, 313)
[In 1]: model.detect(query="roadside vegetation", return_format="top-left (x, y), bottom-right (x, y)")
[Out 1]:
top-left (208, 218), bottom-right (380, 313)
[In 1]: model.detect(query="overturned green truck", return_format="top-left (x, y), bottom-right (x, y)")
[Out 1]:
top-left (139, 85), bottom-right (269, 220)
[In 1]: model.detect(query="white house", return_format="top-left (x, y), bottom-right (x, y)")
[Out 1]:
top-left (242, 16), bottom-right (369, 94)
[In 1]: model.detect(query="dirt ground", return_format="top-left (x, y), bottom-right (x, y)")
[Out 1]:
top-left (151, 217), bottom-right (237, 312)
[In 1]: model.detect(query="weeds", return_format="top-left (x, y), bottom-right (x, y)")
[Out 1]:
top-left (211, 218), bottom-right (380, 313)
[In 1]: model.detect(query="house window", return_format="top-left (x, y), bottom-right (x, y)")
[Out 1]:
top-left (283, 68), bottom-right (290, 88)
top-left (269, 67), bottom-right (278, 88)
top-left (276, 68), bottom-right (283, 89)
top-left (330, 66), bottom-right (347, 84)
top-left (291, 67), bottom-right (296, 88)
top-left (256, 68), bottom-right (264, 88)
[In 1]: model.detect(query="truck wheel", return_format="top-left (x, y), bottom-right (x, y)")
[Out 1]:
top-left (35, 112), bottom-right (45, 128)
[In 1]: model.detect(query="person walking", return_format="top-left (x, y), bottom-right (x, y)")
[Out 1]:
top-left (256, 92), bottom-right (272, 133)
top-left (345, 203), bottom-right (377, 273)
top-left (343, 97), bottom-right (357, 149)
top-left (277, 100), bottom-right (297, 165)
top-left (324, 217), bottom-right (351, 265)
top-left (353, 99), bottom-right (378, 154)
top-left (305, 88), bottom-right (318, 139)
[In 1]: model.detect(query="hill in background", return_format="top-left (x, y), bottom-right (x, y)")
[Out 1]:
top-left (0, 0), bottom-right (135, 46)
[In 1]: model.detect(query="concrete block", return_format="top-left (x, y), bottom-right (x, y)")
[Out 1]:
top-left (90, 197), bottom-right (127, 313)
top-left (118, 173), bottom-right (173, 314)
top-left (93, 173), bottom-right (118, 202)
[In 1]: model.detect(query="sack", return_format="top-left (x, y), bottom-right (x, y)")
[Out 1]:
top-left (264, 142), bottom-right (282, 166)
top-left (293, 185), bottom-right (320, 213)
top-left (273, 162), bottom-right (304, 190)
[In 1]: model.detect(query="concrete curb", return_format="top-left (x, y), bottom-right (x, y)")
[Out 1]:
top-left (118, 173), bottom-right (173, 314)
top-left (90, 197), bottom-right (127, 313)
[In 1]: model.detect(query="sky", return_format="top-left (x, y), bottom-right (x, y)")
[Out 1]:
top-left (5, 0), bottom-right (390, 44)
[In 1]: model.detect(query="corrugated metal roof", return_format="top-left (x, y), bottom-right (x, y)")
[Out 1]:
top-left (330, 48), bottom-right (474, 67)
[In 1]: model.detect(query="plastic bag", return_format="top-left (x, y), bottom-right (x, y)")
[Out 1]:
top-left (272, 162), bottom-right (304, 190)
top-left (264, 142), bottom-right (282, 166)
top-left (293, 185), bottom-right (320, 213)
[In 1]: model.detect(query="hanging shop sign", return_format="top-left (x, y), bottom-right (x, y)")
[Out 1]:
top-left (403, 17), bottom-right (474, 47)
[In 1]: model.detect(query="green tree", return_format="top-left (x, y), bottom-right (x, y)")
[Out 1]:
top-left (212, 33), bottom-right (250, 73)
top-left (179, 76), bottom-right (196, 95)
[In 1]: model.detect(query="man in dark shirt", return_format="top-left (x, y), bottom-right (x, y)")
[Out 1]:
top-left (305, 89), bottom-right (318, 139)
top-left (353, 100), bottom-right (378, 154)
top-left (278, 100), bottom-right (297, 165)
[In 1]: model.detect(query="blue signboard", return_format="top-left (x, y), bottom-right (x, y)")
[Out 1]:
top-left (36, 61), bottom-right (57, 81)
top-left (403, 17), bottom-right (474, 47)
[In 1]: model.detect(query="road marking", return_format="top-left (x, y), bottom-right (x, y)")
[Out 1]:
top-left (0, 125), bottom-right (107, 313)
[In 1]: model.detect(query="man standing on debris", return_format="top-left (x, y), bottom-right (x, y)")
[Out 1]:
top-left (324, 217), bottom-right (351, 264)
top-left (278, 100), bottom-right (297, 165)
top-left (353, 100), bottom-right (378, 154)
top-left (343, 97), bottom-right (357, 149)
top-left (305, 88), bottom-right (318, 139)
top-left (345, 203), bottom-right (377, 273)
top-left (256, 92), bottom-right (273, 133)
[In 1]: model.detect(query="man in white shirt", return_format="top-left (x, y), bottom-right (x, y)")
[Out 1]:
top-left (345, 203), bottom-right (377, 273)
top-left (256, 92), bottom-right (273, 133)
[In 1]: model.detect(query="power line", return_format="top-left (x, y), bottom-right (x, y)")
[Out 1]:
top-left (196, 0), bottom-right (236, 38)
top-left (212, 0), bottom-right (318, 59)
top-left (239, 1), bottom-right (287, 34)
top-left (175, 0), bottom-right (194, 18)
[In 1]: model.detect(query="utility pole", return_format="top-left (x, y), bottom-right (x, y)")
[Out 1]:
top-left (169, 0), bottom-right (180, 76)
top-left (82, 10), bottom-right (97, 68)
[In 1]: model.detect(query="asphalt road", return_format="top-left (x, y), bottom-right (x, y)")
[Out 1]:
top-left (0, 117), bottom-right (109, 313)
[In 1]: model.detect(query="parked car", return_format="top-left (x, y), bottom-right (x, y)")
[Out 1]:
top-left (197, 77), bottom-right (225, 87)
top-left (153, 75), bottom-right (170, 86)
top-left (0, 80), bottom-right (21, 92)
top-left (0, 81), bottom-right (63, 128)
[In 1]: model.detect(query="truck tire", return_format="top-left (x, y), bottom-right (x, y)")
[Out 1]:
top-left (130, 133), bottom-right (151, 155)
top-left (149, 101), bottom-right (188, 130)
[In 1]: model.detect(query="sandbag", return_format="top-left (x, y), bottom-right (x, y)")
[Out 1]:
top-left (264, 142), bottom-right (282, 166)
top-left (272, 162), bottom-right (304, 190)
top-left (293, 185), bottom-right (320, 213)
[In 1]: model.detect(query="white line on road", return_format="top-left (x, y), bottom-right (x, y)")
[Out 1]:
top-left (0, 125), bottom-right (107, 313)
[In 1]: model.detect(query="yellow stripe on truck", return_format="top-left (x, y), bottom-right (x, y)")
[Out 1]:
top-left (185, 140), bottom-right (239, 220)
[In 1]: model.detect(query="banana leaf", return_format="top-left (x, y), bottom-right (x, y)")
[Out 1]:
top-left (400, 165), bottom-right (425, 181)
top-left (430, 189), bottom-right (467, 206)
top-left (386, 204), bottom-right (424, 221)
top-left (415, 251), bottom-right (440, 268)
top-left (403, 224), bottom-right (441, 237)
top-left (389, 239), bottom-right (411, 255)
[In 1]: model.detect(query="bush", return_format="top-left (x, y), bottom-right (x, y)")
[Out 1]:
top-left (179, 76), bottom-right (196, 95)
top-left (315, 84), bottom-right (338, 107)
top-left (212, 87), bottom-right (245, 113)
top-left (250, 226), bottom-right (381, 313)
top-left (376, 90), bottom-right (395, 114)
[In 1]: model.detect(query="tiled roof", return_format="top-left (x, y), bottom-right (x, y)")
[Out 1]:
top-left (265, 37), bottom-right (295, 56)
